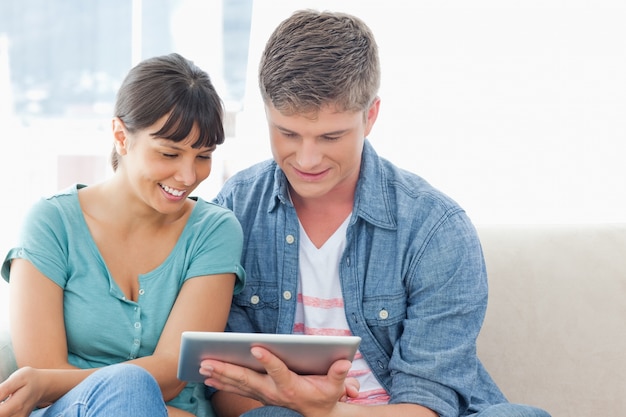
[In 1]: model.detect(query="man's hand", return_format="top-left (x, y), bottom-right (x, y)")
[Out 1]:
top-left (201, 346), bottom-right (358, 417)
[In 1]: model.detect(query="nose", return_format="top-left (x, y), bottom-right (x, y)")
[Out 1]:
top-left (174, 159), bottom-right (198, 187)
top-left (296, 139), bottom-right (322, 170)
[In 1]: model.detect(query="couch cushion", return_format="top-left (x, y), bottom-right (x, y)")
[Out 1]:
top-left (476, 224), bottom-right (626, 417)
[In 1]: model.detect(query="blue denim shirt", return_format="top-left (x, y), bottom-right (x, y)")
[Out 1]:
top-left (213, 140), bottom-right (507, 417)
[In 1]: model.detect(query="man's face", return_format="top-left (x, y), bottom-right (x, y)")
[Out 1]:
top-left (265, 100), bottom-right (379, 203)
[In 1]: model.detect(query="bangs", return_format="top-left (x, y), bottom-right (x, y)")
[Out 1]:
top-left (151, 94), bottom-right (224, 149)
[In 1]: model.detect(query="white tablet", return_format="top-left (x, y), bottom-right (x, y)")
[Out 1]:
top-left (177, 331), bottom-right (361, 382)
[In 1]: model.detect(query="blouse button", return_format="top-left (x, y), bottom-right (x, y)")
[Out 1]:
top-left (378, 309), bottom-right (389, 320)
top-left (250, 295), bottom-right (260, 305)
top-left (138, 289), bottom-right (145, 296)
top-left (283, 291), bottom-right (292, 300)
top-left (285, 235), bottom-right (295, 244)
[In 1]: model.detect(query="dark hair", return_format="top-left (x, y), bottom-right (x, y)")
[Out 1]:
top-left (259, 9), bottom-right (380, 115)
top-left (111, 53), bottom-right (224, 170)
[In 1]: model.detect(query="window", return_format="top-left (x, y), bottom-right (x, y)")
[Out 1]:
top-left (2, 0), bottom-right (625, 324)
top-left (0, 0), bottom-right (253, 326)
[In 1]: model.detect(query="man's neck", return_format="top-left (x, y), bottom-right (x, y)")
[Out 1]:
top-left (291, 187), bottom-right (354, 249)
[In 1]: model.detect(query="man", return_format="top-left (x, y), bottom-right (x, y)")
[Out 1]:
top-left (205, 9), bottom-right (551, 417)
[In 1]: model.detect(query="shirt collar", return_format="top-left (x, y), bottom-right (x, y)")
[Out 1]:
top-left (268, 163), bottom-right (291, 212)
top-left (354, 140), bottom-right (397, 230)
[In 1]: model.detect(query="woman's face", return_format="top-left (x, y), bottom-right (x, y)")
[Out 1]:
top-left (112, 114), bottom-right (215, 215)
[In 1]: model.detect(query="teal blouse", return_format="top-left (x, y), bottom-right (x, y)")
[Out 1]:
top-left (2, 184), bottom-right (245, 414)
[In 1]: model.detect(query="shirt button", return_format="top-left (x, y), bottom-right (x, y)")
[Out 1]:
top-left (138, 289), bottom-right (145, 296)
top-left (378, 309), bottom-right (389, 320)
top-left (250, 295), bottom-right (260, 305)
top-left (134, 322), bottom-right (141, 329)
top-left (134, 339), bottom-right (140, 345)
top-left (283, 291), bottom-right (292, 300)
top-left (285, 235), bottom-right (295, 244)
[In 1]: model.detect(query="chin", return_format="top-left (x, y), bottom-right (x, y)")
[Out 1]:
top-left (291, 183), bottom-right (332, 200)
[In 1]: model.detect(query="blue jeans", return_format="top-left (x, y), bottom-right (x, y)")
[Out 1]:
top-left (240, 403), bottom-right (551, 417)
top-left (31, 363), bottom-right (167, 417)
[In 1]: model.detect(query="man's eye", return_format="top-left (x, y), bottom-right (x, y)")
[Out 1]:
top-left (198, 155), bottom-right (212, 160)
top-left (162, 153), bottom-right (177, 158)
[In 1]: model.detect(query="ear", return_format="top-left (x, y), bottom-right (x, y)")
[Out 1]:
top-left (364, 97), bottom-right (381, 137)
top-left (112, 117), bottom-right (129, 156)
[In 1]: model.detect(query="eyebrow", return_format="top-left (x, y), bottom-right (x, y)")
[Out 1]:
top-left (156, 140), bottom-right (216, 152)
top-left (275, 124), bottom-right (350, 137)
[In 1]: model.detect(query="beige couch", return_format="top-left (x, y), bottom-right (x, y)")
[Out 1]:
top-left (2, 224), bottom-right (625, 416)
top-left (476, 224), bottom-right (626, 417)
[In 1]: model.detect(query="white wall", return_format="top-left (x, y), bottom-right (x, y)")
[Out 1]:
top-left (221, 0), bottom-right (626, 225)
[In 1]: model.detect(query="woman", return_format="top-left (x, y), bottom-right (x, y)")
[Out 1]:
top-left (0, 53), bottom-right (245, 417)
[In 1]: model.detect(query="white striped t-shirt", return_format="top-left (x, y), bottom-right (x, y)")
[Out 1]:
top-left (293, 216), bottom-right (389, 405)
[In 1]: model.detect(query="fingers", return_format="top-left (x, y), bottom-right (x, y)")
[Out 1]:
top-left (250, 347), bottom-right (288, 379)
top-left (327, 359), bottom-right (351, 383)
top-left (326, 360), bottom-right (357, 403)
top-left (200, 349), bottom-right (279, 400)
top-left (344, 377), bottom-right (360, 399)
top-left (200, 348), bottom-right (356, 413)
top-left (0, 377), bottom-right (17, 406)
top-left (200, 360), bottom-right (254, 393)
top-left (0, 376), bottom-right (29, 417)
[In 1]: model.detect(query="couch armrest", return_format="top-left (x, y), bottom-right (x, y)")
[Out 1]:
top-left (0, 328), bottom-right (17, 382)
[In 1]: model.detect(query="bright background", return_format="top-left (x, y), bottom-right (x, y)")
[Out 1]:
top-left (2, 0), bottom-right (625, 327)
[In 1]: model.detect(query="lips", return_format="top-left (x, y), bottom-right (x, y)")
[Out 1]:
top-left (159, 183), bottom-right (186, 197)
top-left (293, 167), bottom-right (330, 181)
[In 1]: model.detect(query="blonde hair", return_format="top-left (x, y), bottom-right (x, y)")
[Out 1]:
top-left (259, 9), bottom-right (380, 115)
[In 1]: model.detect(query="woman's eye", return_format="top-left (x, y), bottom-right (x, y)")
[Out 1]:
top-left (198, 155), bottom-right (212, 160)
top-left (162, 153), bottom-right (178, 158)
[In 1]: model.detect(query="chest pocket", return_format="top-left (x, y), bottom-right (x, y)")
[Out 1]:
top-left (232, 284), bottom-right (280, 333)
top-left (362, 293), bottom-right (406, 356)
top-left (234, 284), bottom-right (279, 309)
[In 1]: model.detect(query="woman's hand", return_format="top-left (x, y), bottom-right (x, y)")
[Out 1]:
top-left (201, 346), bottom-right (355, 417)
top-left (0, 367), bottom-right (46, 417)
